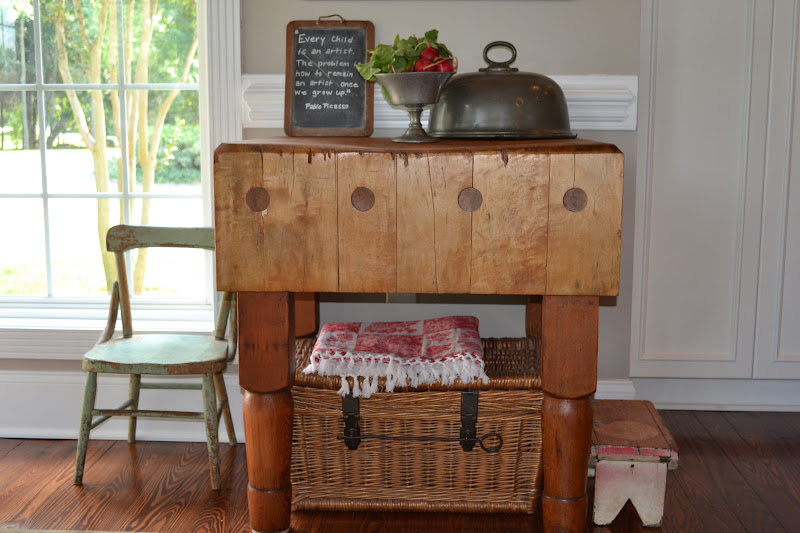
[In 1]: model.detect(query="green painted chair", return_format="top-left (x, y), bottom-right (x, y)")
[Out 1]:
top-left (74, 225), bottom-right (237, 490)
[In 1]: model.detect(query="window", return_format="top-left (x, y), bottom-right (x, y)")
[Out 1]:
top-left (0, 0), bottom-right (211, 318)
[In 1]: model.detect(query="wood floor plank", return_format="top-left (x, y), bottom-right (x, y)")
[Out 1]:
top-left (696, 413), bottom-right (800, 531)
top-left (0, 439), bottom-right (57, 480)
top-left (103, 441), bottom-right (219, 533)
top-left (219, 445), bottom-right (251, 533)
top-left (43, 441), bottom-right (198, 532)
top-left (721, 411), bottom-right (800, 531)
top-left (659, 411), bottom-right (751, 533)
top-left (184, 444), bottom-right (247, 533)
top-left (0, 438), bottom-right (22, 461)
top-left (26, 440), bottom-right (164, 531)
top-left (2, 410), bottom-right (799, 533)
top-left (0, 439), bottom-right (114, 530)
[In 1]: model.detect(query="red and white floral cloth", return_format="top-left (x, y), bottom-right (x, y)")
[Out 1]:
top-left (303, 316), bottom-right (488, 398)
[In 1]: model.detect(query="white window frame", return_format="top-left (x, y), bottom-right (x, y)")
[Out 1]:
top-left (0, 0), bottom-right (242, 359)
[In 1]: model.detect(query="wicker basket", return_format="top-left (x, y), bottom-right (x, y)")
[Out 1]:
top-left (290, 337), bottom-right (543, 514)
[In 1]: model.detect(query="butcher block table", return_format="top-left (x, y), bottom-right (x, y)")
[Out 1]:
top-left (213, 137), bottom-right (623, 533)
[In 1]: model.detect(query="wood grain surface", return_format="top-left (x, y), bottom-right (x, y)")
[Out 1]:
top-left (592, 399), bottom-right (672, 451)
top-left (396, 152), bottom-right (439, 293)
top-left (398, 152), bottom-right (473, 293)
top-left (546, 153), bottom-right (624, 295)
top-left (2, 410), bottom-right (798, 532)
top-left (427, 152), bottom-right (474, 293)
top-left (470, 151), bottom-right (548, 294)
top-left (213, 150), bottom-right (265, 291)
top-left (237, 292), bottom-right (295, 393)
top-left (213, 139), bottom-right (624, 295)
top-left (261, 150), bottom-right (338, 292)
top-left (337, 151), bottom-right (397, 293)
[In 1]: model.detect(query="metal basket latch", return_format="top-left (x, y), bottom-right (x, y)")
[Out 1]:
top-left (338, 390), bottom-right (503, 453)
top-left (459, 391), bottom-right (479, 451)
top-left (342, 393), bottom-right (361, 450)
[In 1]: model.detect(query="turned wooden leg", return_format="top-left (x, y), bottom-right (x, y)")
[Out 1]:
top-left (541, 295), bottom-right (598, 533)
top-left (238, 292), bottom-right (295, 533)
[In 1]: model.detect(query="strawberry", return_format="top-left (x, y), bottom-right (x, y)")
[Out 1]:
top-left (413, 58), bottom-right (435, 72)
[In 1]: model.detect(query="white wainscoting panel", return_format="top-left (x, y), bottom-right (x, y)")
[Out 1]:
top-left (753, 0), bottom-right (800, 379)
top-left (631, 0), bottom-right (770, 378)
top-left (0, 369), bottom-right (244, 442)
top-left (241, 74), bottom-right (637, 131)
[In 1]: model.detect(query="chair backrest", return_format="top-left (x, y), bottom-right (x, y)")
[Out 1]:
top-left (106, 225), bottom-right (236, 359)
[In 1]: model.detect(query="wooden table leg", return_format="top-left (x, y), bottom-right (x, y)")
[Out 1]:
top-left (541, 295), bottom-right (598, 533)
top-left (238, 292), bottom-right (295, 533)
top-left (294, 292), bottom-right (319, 338)
top-left (526, 295), bottom-right (543, 339)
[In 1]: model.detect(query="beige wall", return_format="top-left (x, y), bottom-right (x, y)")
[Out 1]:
top-left (240, 0), bottom-right (640, 380)
top-left (242, 0), bottom-right (639, 76)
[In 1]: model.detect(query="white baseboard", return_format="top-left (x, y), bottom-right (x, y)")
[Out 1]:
top-left (595, 379), bottom-right (637, 400)
top-left (0, 369), bottom-right (638, 440)
top-left (633, 378), bottom-right (800, 411)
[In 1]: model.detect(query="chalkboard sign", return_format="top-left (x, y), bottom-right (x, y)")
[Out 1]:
top-left (285, 17), bottom-right (374, 136)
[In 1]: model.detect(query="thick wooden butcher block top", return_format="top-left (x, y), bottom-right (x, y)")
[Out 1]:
top-left (213, 137), bottom-right (623, 295)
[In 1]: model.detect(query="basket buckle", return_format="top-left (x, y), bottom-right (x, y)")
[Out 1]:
top-left (341, 393), bottom-right (361, 450)
top-left (339, 390), bottom-right (502, 453)
top-left (459, 391), bottom-right (479, 451)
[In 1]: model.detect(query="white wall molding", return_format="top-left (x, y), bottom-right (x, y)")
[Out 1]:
top-left (242, 74), bottom-right (638, 131)
top-left (205, 0), bottom-right (242, 147)
top-left (0, 369), bottom-right (633, 440)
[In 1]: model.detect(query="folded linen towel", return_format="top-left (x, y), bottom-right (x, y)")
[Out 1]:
top-left (303, 315), bottom-right (489, 398)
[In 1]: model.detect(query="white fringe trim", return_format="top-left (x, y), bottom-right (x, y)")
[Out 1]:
top-left (303, 351), bottom-right (490, 399)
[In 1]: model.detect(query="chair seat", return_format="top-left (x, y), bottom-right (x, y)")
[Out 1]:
top-left (83, 334), bottom-right (229, 375)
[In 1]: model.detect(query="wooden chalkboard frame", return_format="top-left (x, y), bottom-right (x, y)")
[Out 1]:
top-left (285, 17), bottom-right (374, 137)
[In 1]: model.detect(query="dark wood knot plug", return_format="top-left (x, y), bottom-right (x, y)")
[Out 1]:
top-left (458, 187), bottom-right (483, 212)
top-left (351, 187), bottom-right (375, 212)
top-left (245, 187), bottom-right (271, 213)
top-left (563, 187), bottom-right (588, 212)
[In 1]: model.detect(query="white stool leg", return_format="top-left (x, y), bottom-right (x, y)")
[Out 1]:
top-left (593, 461), bottom-right (667, 527)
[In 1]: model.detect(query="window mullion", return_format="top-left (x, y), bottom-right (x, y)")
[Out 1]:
top-left (115, 0), bottom-right (134, 290)
top-left (31, 0), bottom-right (53, 297)
top-left (117, 0), bottom-right (131, 227)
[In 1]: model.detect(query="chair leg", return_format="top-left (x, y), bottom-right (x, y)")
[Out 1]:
top-left (214, 372), bottom-right (237, 446)
top-left (74, 371), bottom-right (98, 485)
top-left (202, 373), bottom-right (221, 490)
top-left (128, 374), bottom-right (141, 443)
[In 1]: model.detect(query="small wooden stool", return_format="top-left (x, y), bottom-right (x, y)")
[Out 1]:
top-left (588, 400), bottom-right (679, 527)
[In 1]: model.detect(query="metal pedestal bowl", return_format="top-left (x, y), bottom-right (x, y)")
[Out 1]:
top-left (375, 72), bottom-right (454, 143)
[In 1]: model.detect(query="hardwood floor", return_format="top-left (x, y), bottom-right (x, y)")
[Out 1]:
top-left (0, 410), bottom-right (797, 532)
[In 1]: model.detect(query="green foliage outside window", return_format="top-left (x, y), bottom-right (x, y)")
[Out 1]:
top-left (1, 0), bottom-right (201, 297)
